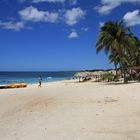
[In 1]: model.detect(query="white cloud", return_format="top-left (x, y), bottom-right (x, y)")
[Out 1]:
top-left (95, 0), bottom-right (140, 15)
top-left (95, 2), bottom-right (119, 15)
top-left (0, 21), bottom-right (25, 31)
top-left (123, 10), bottom-right (140, 26)
top-left (20, 0), bottom-right (78, 5)
top-left (68, 31), bottom-right (79, 38)
top-left (32, 0), bottom-right (65, 3)
top-left (99, 22), bottom-right (104, 27)
top-left (64, 7), bottom-right (86, 26)
top-left (15, 6), bottom-right (85, 29)
top-left (81, 27), bottom-right (89, 32)
top-left (19, 6), bottom-right (59, 23)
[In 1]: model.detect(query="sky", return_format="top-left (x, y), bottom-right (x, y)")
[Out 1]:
top-left (0, 0), bottom-right (140, 71)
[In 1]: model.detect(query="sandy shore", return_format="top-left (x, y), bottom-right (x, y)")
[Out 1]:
top-left (0, 80), bottom-right (140, 140)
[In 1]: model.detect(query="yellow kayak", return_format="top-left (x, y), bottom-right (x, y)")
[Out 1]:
top-left (0, 83), bottom-right (27, 89)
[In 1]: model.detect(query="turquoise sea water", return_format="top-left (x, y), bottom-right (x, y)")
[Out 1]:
top-left (0, 72), bottom-right (76, 85)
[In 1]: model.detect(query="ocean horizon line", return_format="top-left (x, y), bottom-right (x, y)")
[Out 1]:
top-left (0, 68), bottom-right (114, 73)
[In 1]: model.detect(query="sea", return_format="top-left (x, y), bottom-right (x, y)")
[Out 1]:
top-left (0, 71), bottom-right (77, 85)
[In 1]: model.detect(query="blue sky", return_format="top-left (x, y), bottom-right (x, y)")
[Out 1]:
top-left (0, 0), bottom-right (140, 71)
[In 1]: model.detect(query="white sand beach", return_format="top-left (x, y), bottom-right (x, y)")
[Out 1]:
top-left (0, 80), bottom-right (140, 140)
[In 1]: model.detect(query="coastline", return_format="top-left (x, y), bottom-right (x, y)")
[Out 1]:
top-left (0, 71), bottom-right (76, 85)
top-left (0, 80), bottom-right (140, 140)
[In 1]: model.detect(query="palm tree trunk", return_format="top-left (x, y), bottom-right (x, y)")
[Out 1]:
top-left (123, 67), bottom-right (128, 83)
top-left (114, 63), bottom-right (118, 76)
top-left (114, 63), bottom-right (119, 82)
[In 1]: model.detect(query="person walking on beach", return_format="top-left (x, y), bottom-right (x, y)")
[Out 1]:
top-left (38, 76), bottom-right (42, 88)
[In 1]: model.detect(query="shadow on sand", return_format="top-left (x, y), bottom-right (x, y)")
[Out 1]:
top-left (103, 81), bottom-right (139, 86)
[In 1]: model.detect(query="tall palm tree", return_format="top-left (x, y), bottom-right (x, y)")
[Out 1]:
top-left (128, 36), bottom-right (140, 67)
top-left (96, 20), bottom-right (135, 83)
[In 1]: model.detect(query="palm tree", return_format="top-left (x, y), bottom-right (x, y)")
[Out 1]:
top-left (96, 20), bottom-right (135, 83)
top-left (128, 36), bottom-right (140, 67)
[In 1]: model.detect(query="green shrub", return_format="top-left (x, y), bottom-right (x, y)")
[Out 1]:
top-left (101, 73), bottom-right (115, 82)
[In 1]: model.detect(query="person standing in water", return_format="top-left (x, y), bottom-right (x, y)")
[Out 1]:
top-left (38, 75), bottom-right (42, 87)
